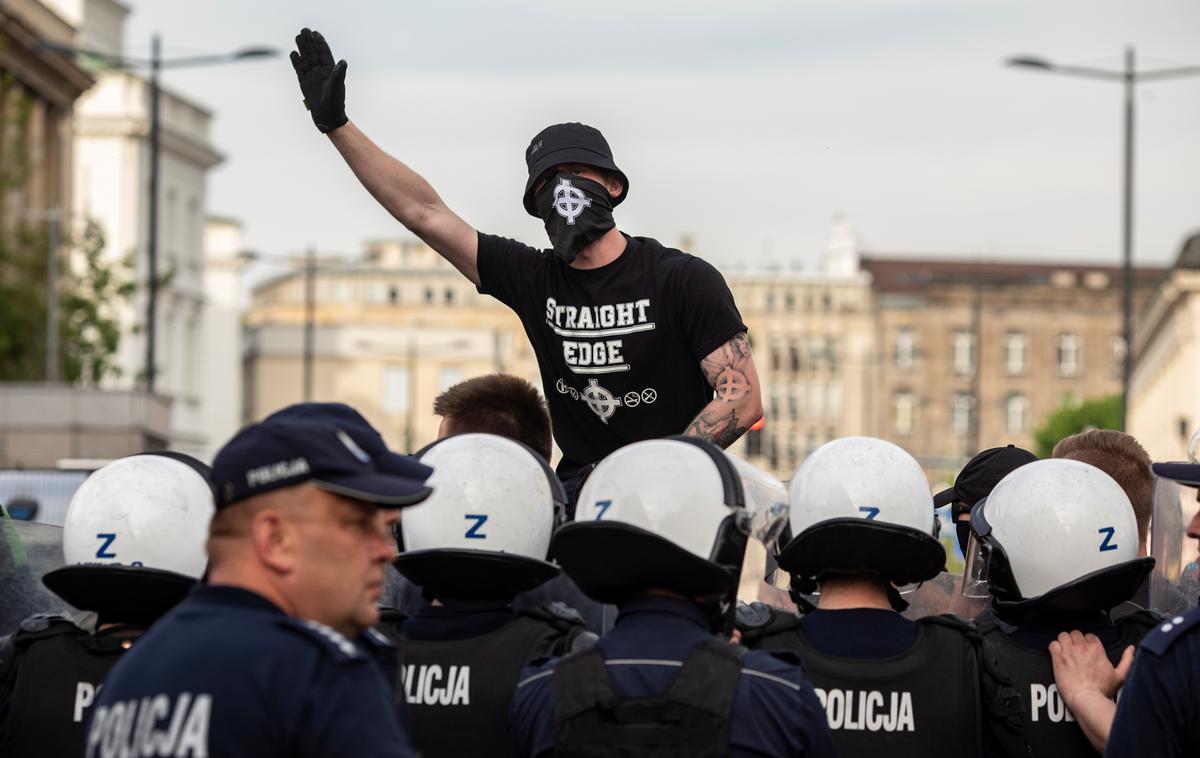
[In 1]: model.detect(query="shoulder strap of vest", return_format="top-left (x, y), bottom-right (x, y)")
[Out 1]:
top-left (519, 601), bottom-right (586, 634)
top-left (663, 639), bottom-right (745, 716)
top-left (553, 646), bottom-right (617, 722)
top-left (734, 601), bottom-right (802, 644)
top-left (917, 613), bottom-right (981, 642)
top-left (1114, 605), bottom-right (1166, 629)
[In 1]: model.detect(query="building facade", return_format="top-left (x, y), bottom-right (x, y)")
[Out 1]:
top-left (863, 257), bottom-right (1164, 486)
top-left (62, 0), bottom-right (227, 457)
top-left (1128, 233), bottom-right (1200, 461)
top-left (726, 220), bottom-right (876, 477)
top-left (244, 240), bottom-right (539, 454)
top-left (0, 0), bottom-right (92, 239)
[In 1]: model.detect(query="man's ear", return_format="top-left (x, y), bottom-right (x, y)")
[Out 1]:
top-left (605, 173), bottom-right (624, 200)
top-left (251, 508), bottom-right (299, 575)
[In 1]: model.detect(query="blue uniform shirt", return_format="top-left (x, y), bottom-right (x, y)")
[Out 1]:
top-left (510, 595), bottom-right (836, 757)
top-left (85, 585), bottom-right (415, 758)
top-left (1106, 606), bottom-right (1200, 758)
top-left (799, 607), bottom-right (918, 658)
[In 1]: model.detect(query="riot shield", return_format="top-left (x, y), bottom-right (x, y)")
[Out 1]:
top-left (1150, 475), bottom-right (1200, 612)
top-left (0, 517), bottom-right (75, 634)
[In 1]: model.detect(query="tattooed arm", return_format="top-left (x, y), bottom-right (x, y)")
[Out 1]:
top-left (684, 332), bottom-right (764, 448)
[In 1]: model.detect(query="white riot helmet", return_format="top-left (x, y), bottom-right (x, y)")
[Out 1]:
top-left (394, 433), bottom-right (565, 599)
top-left (777, 437), bottom-right (945, 605)
top-left (553, 437), bottom-right (749, 628)
top-left (41, 452), bottom-right (216, 624)
top-left (963, 458), bottom-right (1155, 620)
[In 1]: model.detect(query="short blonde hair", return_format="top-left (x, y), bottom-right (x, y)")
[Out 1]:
top-left (1053, 430), bottom-right (1153, 542)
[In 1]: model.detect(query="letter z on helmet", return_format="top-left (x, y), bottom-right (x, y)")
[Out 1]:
top-left (41, 452), bottom-right (216, 624)
top-left (393, 434), bottom-right (566, 599)
top-left (963, 458), bottom-right (1154, 620)
top-left (777, 437), bottom-right (945, 606)
top-left (552, 437), bottom-right (750, 617)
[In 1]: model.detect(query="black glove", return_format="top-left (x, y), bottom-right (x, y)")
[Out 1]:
top-left (290, 28), bottom-right (348, 134)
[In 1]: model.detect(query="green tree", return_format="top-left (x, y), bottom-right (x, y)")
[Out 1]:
top-left (0, 71), bottom-right (135, 385)
top-left (1032, 394), bottom-right (1123, 458)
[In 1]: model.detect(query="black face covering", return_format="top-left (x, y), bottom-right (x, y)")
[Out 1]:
top-left (534, 173), bottom-right (616, 263)
top-left (956, 520), bottom-right (973, 558)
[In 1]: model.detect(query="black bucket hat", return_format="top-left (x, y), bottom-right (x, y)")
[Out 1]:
top-left (522, 123), bottom-right (629, 217)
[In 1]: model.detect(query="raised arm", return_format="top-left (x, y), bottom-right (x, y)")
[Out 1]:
top-left (291, 28), bottom-right (479, 285)
top-left (684, 332), bottom-right (763, 448)
top-left (1049, 631), bottom-right (1134, 752)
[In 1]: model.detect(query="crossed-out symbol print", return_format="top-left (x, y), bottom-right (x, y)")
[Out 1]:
top-left (553, 179), bottom-right (591, 225)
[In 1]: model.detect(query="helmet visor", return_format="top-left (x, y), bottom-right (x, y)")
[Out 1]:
top-left (961, 499), bottom-right (993, 599)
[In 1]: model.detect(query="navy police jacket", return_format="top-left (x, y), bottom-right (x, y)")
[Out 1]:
top-left (1106, 605), bottom-right (1200, 758)
top-left (85, 585), bottom-right (415, 758)
top-left (509, 595), bottom-right (836, 757)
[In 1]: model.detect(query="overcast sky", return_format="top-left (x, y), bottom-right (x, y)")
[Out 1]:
top-left (123, 0), bottom-right (1200, 271)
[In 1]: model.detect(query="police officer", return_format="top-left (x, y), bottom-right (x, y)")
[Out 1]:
top-left (509, 436), bottom-right (836, 757)
top-left (263, 401), bottom-right (433, 679)
top-left (964, 458), bottom-right (1158, 757)
top-left (0, 452), bottom-right (214, 757)
top-left (1099, 447), bottom-right (1200, 756)
top-left (381, 433), bottom-right (591, 756)
top-left (85, 417), bottom-right (433, 758)
top-left (736, 436), bottom-right (993, 755)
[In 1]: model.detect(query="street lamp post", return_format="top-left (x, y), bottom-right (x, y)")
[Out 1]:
top-left (1007, 48), bottom-right (1200, 430)
top-left (43, 37), bottom-right (277, 393)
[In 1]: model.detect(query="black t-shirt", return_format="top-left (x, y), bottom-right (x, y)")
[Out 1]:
top-left (477, 232), bottom-right (746, 478)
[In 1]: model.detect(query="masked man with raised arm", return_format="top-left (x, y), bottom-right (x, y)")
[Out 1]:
top-left (290, 28), bottom-right (762, 507)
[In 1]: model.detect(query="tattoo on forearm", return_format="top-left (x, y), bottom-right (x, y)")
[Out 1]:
top-left (686, 332), bottom-right (758, 447)
top-left (685, 408), bottom-right (747, 449)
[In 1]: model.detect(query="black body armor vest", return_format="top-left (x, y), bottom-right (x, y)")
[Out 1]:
top-left (742, 609), bottom-right (984, 757)
top-left (396, 605), bottom-right (585, 758)
top-left (552, 638), bottom-right (743, 758)
top-left (979, 610), bottom-right (1160, 757)
top-left (0, 615), bottom-right (140, 758)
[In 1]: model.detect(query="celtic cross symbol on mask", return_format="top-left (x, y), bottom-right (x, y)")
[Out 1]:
top-left (553, 179), bottom-right (591, 226)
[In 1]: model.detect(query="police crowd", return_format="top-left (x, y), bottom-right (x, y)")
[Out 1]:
top-left (4, 386), bottom-right (1200, 757)
top-left (4, 23), bottom-right (1200, 758)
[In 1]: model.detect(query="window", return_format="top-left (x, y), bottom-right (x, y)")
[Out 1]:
top-left (952, 393), bottom-right (975, 436)
top-left (382, 367), bottom-right (410, 413)
top-left (765, 291), bottom-right (776, 311)
top-left (785, 293), bottom-right (796, 311)
top-left (366, 282), bottom-right (387, 304)
top-left (444, 287), bottom-right (455, 304)
top-left (745, 428), bottom-right (764, 457)
top-left (825, 337), bottom-right (838, 372)
top-left (768, 433), bottom-right (779, 469)
top-left (805, 429), bottom-right (818, 453)
top-left (1111, 336), bottom-right (1127, 379)
top-left (789, 340), bottom-right (802, 373)
top-left (788, 387), bottom-right (799, 421)
top-left (438, 368), bottom-right (464, 394)
top-left (424, 287), bottom-right (434, 304)
top-left (952, 331), bottom-right (976, 376)
top-left (388, 286), bottom-right (399, 305)
top-left (770, 339), bottom-right (782, 372)
top-left (769, 386), bottom-right (781, 420)
top-left (1004, 333), bottom-right (1027, 376)
top-left (787, 438), bottom-right (799, 470)
top-left (1005, 394), bottom-right (1027, 434)
top-left (894, 392), bottom-right (915, 435)
top-left (895, 327), bottom-right (916, 371)
top-left (807, 336), bottom-right (823, 367)
top-left (1058, 333), bottom-right (1081, 377)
